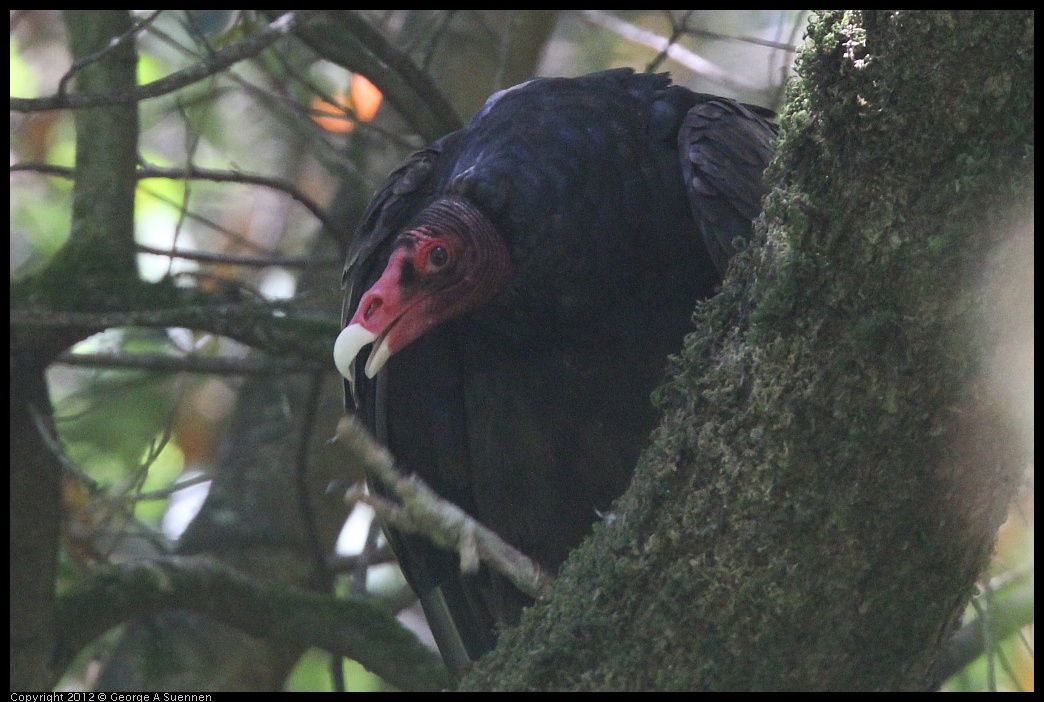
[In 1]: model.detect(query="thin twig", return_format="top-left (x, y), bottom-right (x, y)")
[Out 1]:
top-left (281, 10), bottom-right (460, 140)
top-left (140, 162), bottom-right (339, 237)
top-left (29, 402), bottom-right (99, 489)
top-left (689, 26), bottom-right (802, 53)
top-left (330, 11), bottom-right (461, 132)
top-left (54, 350), bottom-right (326, 376)
top-left (135, 244), bottom-right (339, 269)
top-left (11, 300), bottom-right (335, 368)
top-left (131, 473), bottom-right (212, 502)
top-left (336, 416), bottom-right (553, 598)
top-left (11, 161), bottom-right (340, 238)
top-left (647, 10), bottom-right (695, 73)
top-left (579, 10), bottom-right (758, 92)
top-left (57, 11), bottom-right (166, 97)
top-left (12, 12), bottom-right (312, 113)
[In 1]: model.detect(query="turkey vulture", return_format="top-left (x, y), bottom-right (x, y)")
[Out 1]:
top-left (335, 68), bottom-right (777, 672)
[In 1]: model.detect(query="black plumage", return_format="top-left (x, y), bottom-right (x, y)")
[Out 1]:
top-left (335, 68), bottom-right (777, 671)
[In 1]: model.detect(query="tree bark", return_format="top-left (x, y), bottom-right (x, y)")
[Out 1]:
top-left (10, 10), bottom-right (139, 691)
top-left (463, 10), bottom-right (1032, 690)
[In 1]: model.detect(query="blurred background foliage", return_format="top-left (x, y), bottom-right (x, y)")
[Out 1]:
top-left (10, 10), bottom-right (1031, 691)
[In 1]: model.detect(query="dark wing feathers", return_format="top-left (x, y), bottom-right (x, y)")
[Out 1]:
top-left (680, 98), bottom-right (778, 275)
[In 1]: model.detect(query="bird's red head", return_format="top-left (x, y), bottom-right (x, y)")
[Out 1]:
top-left (335, 196), bottom-right (512, 379)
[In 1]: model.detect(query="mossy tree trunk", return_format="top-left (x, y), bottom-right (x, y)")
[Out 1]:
top-left (464, 10), bottom-right (1032, 691)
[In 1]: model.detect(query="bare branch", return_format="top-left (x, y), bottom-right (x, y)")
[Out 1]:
top-left (12, 12), bottom-right (313, 113)
top-left (10, 300), bottom-right (335, 367)
top-left (29, 402), bottom-right (98, 489)
top-left (131, 474), bottom-right (212, 502)
top-left (53, 555), bottom-right (454, 691)
top-left (280, 10), bottom-right (461, 140)
top-left (12, 161), bottom-right (341, 239)
top-left (134, 244), bottom-right (339, 269)
top-left (578, 10), bottom-right (758, 92)
top-left (936, 566), bottom-right (1035, 682)
top-left (57, 11), bottom-right (165, 96)
top-left (645, 11), bottom-right (690, 73)
top-left (54, 350), bottom-right (325, 376)
top-left (138, 162), bottom-right (340, 238)
top-left (336, 416), bottom-right (553, 599)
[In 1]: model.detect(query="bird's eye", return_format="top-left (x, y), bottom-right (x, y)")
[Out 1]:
top-left (429, 245), bottom-right (449, 268)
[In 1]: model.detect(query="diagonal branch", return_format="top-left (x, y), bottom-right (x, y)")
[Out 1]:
top-left (12, 12), bottom-right (313, 113)
top-left (54, 350), bottom-right (325, 376)
top-left (337, 416), bottom-right (553, 599)
top-left (279, 10), bottom-right (461, 140)
top-left (579, 10), bottom-right (758, 91)
top-left (53, 555), bottom-right (454, 691)
top-left (12, 161), bottom-right (341, 239)
top-left (10, 296), bottom-right (337, 367)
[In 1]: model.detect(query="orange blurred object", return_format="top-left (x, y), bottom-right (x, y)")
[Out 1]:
top-left (311, 74), bottom-right (383, 133)
top-left (311, 92), bottom-right (353, 133)
top-left (351, 74), bottom-right (382, 122)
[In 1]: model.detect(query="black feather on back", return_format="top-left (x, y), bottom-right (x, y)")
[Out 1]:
top-left (341, 68), bottom-right (776, 668)
top-left (679, 97), bottom-right (779, 275)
